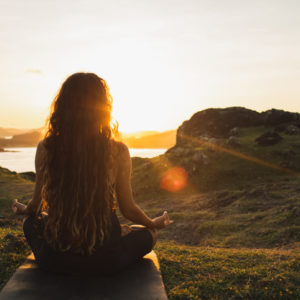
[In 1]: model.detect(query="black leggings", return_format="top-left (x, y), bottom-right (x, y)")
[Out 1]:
top-left (23, 215), bottom-right (153, 276)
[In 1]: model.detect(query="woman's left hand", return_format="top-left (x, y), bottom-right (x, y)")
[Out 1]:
top-left (152, 211), bottom-right (173, 229)
top-left (12, 199), bottom-right (27, 215)
top-left (121, 224), bottom-right (132, 237)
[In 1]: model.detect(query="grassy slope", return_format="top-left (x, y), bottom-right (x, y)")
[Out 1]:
top-left (156, 242), bottom-right (300, 299)
top-left (131, 126), bottom-right (300, 249)
top-left (133, 180), bottom-right (300, 250)
top-left (131, 126), bottom-right (300, 194)
top-left (0, 167), bottom-right (33, 290)
top-left (1, 123), bottom-right (300, 298)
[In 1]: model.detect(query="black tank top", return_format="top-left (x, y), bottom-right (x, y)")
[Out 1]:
top-left (99, 184), bottom-right (121, 246)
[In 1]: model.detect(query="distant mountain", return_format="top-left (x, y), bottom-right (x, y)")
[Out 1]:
top-left (0, 130), bottom-right (42, 147)
top-left (0, 127), bottom-right (176, 149)
top-left (122, 130), bottom-right (176, 149)
top-left (121, 131), bottom-right (160, 139)
top-left (0, 127), bottom-right (32, 138)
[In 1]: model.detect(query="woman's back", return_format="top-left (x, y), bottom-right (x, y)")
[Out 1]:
top-left (37, 137), bottom-right (130, 253)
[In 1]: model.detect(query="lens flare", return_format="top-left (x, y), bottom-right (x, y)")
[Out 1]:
top-left (160, 167), bottom-right (188, 192)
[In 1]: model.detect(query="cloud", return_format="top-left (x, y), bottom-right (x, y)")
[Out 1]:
top-left (25, 69), bottom-right (42, 75)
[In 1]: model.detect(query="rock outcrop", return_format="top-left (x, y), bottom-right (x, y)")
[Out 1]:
top-left (260, 109), bottom-right (300, 126)
top-left (255, 132), bottom-right (283, 146)
top-left (19, 172), bottom-right (36, 182)
top-left (227, 136), bottom-right (241, 147)
top-left (176, 107), bottom-right (261, 145)
top-left (176, 107), bottom-right (300, 147)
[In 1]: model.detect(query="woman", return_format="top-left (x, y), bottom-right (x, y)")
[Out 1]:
top-left (11, 72), bottom-right (172, 275)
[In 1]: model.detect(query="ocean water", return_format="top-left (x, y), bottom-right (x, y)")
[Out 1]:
top-left (0, 147), bottom-right (166, 173)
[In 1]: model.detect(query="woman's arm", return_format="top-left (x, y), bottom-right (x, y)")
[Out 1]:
top-left (115, 142), bottom-right (171, 229)
top-left (12, 141), bottom-right (45, 216)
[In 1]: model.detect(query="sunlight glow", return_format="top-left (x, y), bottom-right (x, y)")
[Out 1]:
top-left (180, 134), bottom-right (300, 176)
top-left (1, 1), bottom-right (300, 131)
top-left (160, 167), bottom-right (188, 193)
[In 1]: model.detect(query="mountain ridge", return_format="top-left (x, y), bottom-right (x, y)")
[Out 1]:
top-left (0, 128), bottom-right (176, 149)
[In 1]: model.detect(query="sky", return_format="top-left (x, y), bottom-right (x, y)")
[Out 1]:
top-left (0, 0), bottom-right (300, 133)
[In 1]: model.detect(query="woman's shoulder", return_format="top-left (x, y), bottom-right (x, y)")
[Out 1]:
top-left (110, 139), bottom-right (129, 156)
top-left (35, 139), bottom-right (47, 171)
top-left (37, 139), bottom-right (46, 148)
top-left (109, 140), bottom-right (130, 178)
top-left (35, 139), bottom-right (47, 155)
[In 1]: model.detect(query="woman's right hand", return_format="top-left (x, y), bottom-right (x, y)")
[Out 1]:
top-left (152, 211), bottom-right (173, 229)
top-left (12, 199), bottom-right (27, 215)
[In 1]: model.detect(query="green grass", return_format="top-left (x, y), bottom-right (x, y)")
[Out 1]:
top-left (132, 125), bottom-right (300, 194)
top-left (0, 227), bottom-right (30, 290)
top-left (131, 179), bottom-right (300, 249)
top-left (0, 167), bottom-right (34, 215)
top-left (1, 124), bottom-right (300, 300)
top-left (129, 125), bottom-right (300, 250)
top-left (0, 167), bottom-right (33, 290)
top-left (156, 241), bottom-right (300, 299)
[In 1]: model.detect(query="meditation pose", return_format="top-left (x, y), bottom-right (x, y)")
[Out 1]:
top-left (11, 72), bottom-right (171, 275)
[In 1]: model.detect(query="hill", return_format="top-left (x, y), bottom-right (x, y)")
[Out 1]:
top-left (0, 131), bottom-right (42, 147)
top-left (0, 128), bottom-right (176, 149)
top-left (1, 106), bottom-right (300, 298)
top-left (121, 131), bottom-right (160, 139)
top-left (0, 127), bottom-right (31, 139)
top-left (129, 107), bottom-right (300, 249)
top-left (132, 107), bottom-right (300, 193)
top-left (122, 130), bottom-right (176, 148)
top-left (1, 166), bottom-right (300, 298)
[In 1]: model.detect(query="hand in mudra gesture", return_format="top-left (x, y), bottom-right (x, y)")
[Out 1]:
top-left (152, 211), bottom-right (173, 229)
top-left (121, 224), bottom-right (132, 237)
top-left (12, 199), bottom-right (27, 215)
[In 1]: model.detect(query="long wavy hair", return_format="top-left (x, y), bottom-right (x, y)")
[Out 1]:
top-left (41, 72), bottom-right (117, 255)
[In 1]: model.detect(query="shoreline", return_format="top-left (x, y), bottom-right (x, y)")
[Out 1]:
top-left (0, 147), bottom-right (167, 173)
